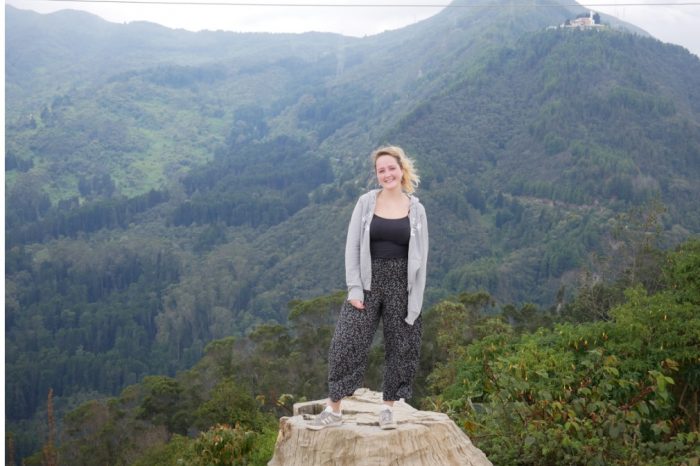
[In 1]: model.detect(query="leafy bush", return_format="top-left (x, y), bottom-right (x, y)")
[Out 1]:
top-left (424, 239), bottom-right (700, 465)
top-left (133, 425), bottom-right (277, 466)
top-left (193, 424), bottom-right (257, 466)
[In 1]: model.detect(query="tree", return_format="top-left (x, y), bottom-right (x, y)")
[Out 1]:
top-left (137, 376), bottom-right (187, 433)
top-left (41, 389), bottom-right (58, 466)
top-left (6, 432), bottom-right (17, 466)
top-left (194, 378), bottom-right (268, 431)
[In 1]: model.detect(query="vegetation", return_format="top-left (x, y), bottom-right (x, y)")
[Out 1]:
top-left (5, 3), bottom-right (700, 463)
top-left (422, 239), bottom-right (700, 465)
top-left (16, 237), bottom-right (695, 465)
top-left (35, 294), bottom-right (344, 465)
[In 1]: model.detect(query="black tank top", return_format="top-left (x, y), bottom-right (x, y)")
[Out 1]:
top-left (370, 214), bottom-right (410, 258)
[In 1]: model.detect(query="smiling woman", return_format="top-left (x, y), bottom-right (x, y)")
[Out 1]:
top-left (308, 145), bottom-right (429, 431)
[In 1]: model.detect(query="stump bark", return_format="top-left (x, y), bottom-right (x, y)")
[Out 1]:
top-left (268, 388), bottom-right (492, 466)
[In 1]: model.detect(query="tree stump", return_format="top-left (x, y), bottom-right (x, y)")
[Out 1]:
top-left (268, 388), bottom-right (492, 466)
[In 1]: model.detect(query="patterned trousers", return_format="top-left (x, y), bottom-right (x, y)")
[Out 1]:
top-left (328, 257), bottom-right (423, 402)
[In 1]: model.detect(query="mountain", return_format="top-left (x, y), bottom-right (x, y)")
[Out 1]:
top-left (5, 1), bottom-right (700, 460)
top-left (4, 6), bottom-right (351, 117)
top-left (392, 27), bottom-right (700, 297)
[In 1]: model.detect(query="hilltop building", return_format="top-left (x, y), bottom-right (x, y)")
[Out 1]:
top-left (562, 11), bottom-right (603, 29)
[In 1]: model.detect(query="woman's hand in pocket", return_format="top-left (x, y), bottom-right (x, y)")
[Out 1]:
top-left (348, 299), bottom-right (365, 310)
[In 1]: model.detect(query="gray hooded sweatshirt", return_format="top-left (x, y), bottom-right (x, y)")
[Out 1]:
top-left (345, 189), bottom-right (429, 325)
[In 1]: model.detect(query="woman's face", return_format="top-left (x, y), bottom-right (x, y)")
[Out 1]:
top-left (375, 155), bottom-right (403, 191)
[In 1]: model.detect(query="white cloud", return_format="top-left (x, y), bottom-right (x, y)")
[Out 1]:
top-left (589, 2), bottom-right (700, 56)
top-left (5, 0), bottom-right (444, 36)
top-left (5, 0), bottom-right (699, 55)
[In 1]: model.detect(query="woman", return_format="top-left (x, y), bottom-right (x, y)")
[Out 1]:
top-left (309, 145), bottom-right (429, 430)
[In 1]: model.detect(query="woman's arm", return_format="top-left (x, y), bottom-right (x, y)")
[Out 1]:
top-left (345, 198), bottom-right (365, 305)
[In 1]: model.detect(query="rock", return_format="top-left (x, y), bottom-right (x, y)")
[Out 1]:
top-left (268, 388), bottom-right (492, 466)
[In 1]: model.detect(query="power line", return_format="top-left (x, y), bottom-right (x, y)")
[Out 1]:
top-left (34, 0), bottom-right (700, 7)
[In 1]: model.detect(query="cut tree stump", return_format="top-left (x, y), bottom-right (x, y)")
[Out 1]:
top-left (268, 388), bottom-right (492, 466)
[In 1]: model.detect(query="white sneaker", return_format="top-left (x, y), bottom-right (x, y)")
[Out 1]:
top-left (307, 406), bottom-right (343, 430)
top-left (378, 407), bottom-right (397, 430)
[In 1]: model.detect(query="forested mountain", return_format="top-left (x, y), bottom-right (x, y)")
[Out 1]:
top-left (5, 1), bottom-right (700, 461)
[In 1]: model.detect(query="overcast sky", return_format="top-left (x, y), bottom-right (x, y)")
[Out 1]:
top-left (4, 1), bottom-right (700, 57)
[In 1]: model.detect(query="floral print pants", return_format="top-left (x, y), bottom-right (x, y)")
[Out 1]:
top-left (328, 257), bottom-right (423, 402)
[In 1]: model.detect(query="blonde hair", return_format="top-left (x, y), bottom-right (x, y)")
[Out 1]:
top-left (371, 146), bottom-right (420, 194)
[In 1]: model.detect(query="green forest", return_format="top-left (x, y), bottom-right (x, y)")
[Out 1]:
top-left (5, 1), bottom-right (700, 463)
top-left (11, 237), bottom-right (700, 465)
